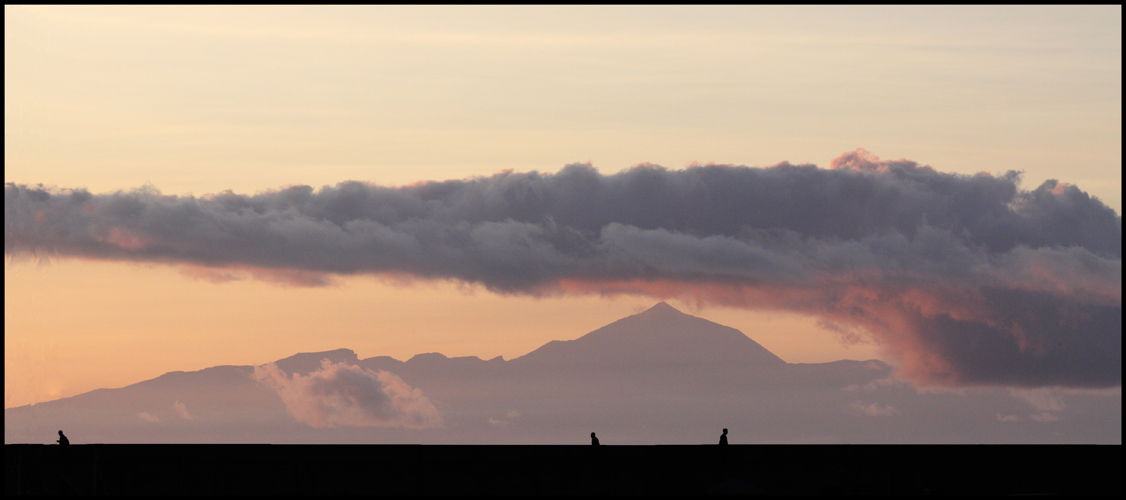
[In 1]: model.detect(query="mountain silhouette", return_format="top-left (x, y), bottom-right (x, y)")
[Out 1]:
top-left (511, 302), bottom-right (786, 368)
top-left (275, 348), bottom-right (359, 376)
top-left (6, 302), bottom-right (1119, 445)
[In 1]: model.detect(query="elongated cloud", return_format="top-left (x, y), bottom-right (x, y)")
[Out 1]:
top-left (6, 150), bottom-right (1121, 388)
top-left (252, 360), bottom-right (441, 429)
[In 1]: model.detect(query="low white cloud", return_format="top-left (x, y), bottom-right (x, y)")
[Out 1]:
top-left (862, 377), bottom-right (898, 392)
top-left (1010, 388), bottom-right (1066, 412)
top-left (137, 411), bottom-right (159, 422)
top-left (488, 410), bottom-right (523, 426)
top-left (1009, 388), bottom-right (1068, 422)
top-left (1030, 412), bottom-right (1061, 422)
top-left (844, 376), bottom-right (902, 392)
top-left (848, 401), bottom-right (899, 417)
top-left (253, 359), bottom-right (441, 429)
top-left (173, 400), bottom-right (195, 420)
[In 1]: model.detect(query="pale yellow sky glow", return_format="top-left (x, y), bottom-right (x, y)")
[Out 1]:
top-left (5, 6), bottom-right (1121, 408)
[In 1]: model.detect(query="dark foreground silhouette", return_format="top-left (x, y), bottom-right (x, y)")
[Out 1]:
top-left (4, 444), bottom-right (1119, 495)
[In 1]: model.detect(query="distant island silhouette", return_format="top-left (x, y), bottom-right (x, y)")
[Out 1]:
top-left (5, 302), bottom-right (1118, 446)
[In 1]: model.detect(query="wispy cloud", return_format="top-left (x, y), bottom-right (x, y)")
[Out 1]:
top-left (6, 150), bottom-right (1120, 388)
top-left (847, 401), bottom-right (900, 417)
top-left (173, 400), bottom-right (195, 420)
top-left (1010, 387), bottom-right (1068, 422)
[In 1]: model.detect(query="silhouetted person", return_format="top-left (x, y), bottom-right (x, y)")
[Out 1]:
top-left (719, 428), bottom-right (728, 445)
top-left (591, 432), bottom-right (600, 445)
top-left (57, 430), bottom-right (69, 445)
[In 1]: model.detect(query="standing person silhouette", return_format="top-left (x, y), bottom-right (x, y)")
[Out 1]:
top-left (591, 432), bottom-right (600, 445)
top-left (57, 430), bottom-right (69, 445)
top-left (719, 428), bottom-right (728, 445)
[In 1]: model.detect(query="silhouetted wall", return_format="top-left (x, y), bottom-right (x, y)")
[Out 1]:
top-left (5, 444), bottom-right (1120, 495)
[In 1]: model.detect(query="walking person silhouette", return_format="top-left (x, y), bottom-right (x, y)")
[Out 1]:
top-left (591, 432), bottom-right (600, 445)
top-left (719, 428), bottom-right (728, 445)
top-left (57, 430), bottom-right (69, 445)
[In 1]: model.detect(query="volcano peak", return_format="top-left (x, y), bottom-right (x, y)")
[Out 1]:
top-left (513, 302), bottom-right (786, 368)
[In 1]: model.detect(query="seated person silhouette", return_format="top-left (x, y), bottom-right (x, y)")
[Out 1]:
top-left (591, 432), bottom-right (600, 445)
top-left (719, 428), bottom-right (728, 445)
top-left (57, 430), bottom-right (69, 445)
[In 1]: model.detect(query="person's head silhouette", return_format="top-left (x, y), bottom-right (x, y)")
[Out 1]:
top-left (723, 428), bottom-right (728, 435)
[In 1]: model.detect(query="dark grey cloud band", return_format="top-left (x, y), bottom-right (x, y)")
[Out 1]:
top-left (6, 150), bottom-right (1120, 388)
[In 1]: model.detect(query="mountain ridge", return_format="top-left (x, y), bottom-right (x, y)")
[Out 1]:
top-left (511, 301), bottom-right (787, 368)
top-left (6, 302), bottom-right (844, 412)
top-left (7, 302), bottom-right (1116, 445)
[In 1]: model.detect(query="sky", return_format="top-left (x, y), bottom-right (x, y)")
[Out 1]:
top-left (4, 5), bottom-right (1121, 409)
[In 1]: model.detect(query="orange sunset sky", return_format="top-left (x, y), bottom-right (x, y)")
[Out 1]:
top-left (5, 6), bottom-right (1121, 408)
